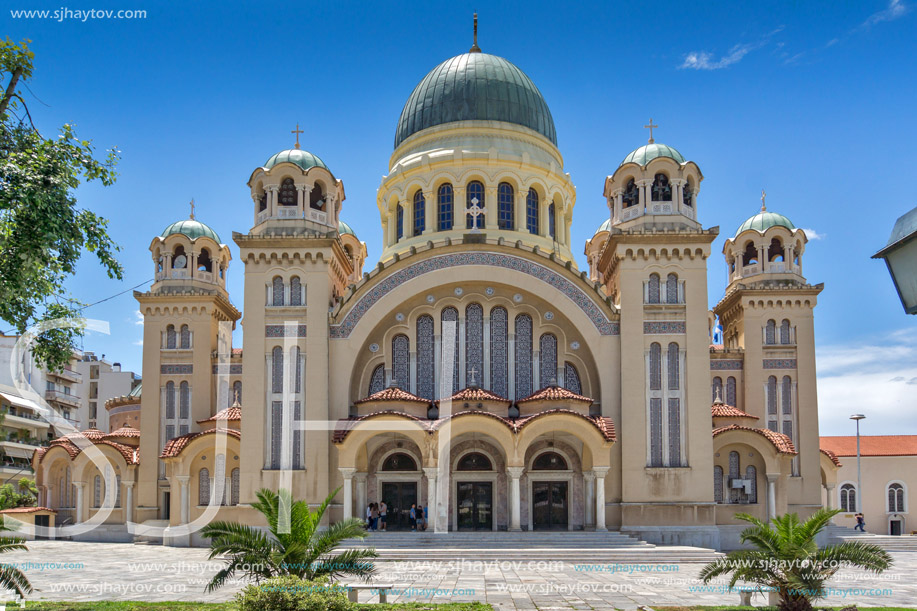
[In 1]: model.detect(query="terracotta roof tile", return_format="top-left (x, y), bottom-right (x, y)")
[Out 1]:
top-left (514, 409), bottom-right (616, 442)
top-left (232, 348), bottom-right (243, 356)
top-left (160, 428), bottom-right (241, 458)
top-left (197, 405), bottom-right (242, 424)
top-left (353, 386), bottom-right (430, 406)
top-left (333, 411), bottom-right (431, 443)
top-left (819, 435), bottom-right (917, 457)
top-left (41, 438), bottom-right (139, 464)
top-left (516, 386), bottom-right (593, 404)
top-left (0, 506), bottom-right (55, 514)
top-left (63, 428), bottom-right (106, 441)
top-left (103, 425), bottom-right (141, 439)
top-left (713, 424), bottom-right (797, 454)
top-left (711, 402), bottom-right (759, 419)
top-left (436, 387), bottom-right (510, 405)
top-left (821, 448), bottom-right (842, 467)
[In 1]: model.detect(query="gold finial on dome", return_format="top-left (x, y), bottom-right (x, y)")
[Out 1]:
top-left (644, 118), bottom-right (658, 144)
top-left (761, 188), bottom-right (767, 212)
top-left (291, 123), bottom-right (304, 149)
top-left (189, 198), bottom-right (195, 220)
top-left (469, 13), bottom-right (481, 53)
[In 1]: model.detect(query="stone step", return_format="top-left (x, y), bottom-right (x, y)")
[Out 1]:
top-left (348, 548), bottom-right (724, 562)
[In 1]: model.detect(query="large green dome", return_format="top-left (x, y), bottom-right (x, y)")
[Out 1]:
top-left (734, 210), bottom-right (796, 238)
top-left (621, 142), bottom-right (686, 166)
top-left (395, 52), bottom-right (557, 148)
top-left (264, 148), bottom-right (328, 173)
top-left (161, 218), bottom-right (221, 243)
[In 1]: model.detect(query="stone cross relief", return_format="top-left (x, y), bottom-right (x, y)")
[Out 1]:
top-left (466, 196), bottom-right (485, 233)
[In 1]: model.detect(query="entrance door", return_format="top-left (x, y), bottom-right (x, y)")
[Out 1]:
top-left (381, 482), bottom-right (417, 530)
top-left (891, 519), bottom-right (903, 536)
top-left (457, 481), bottom-right (493, 531)
top-left (532, 481), bottom-right (568, 530)
top-left (34, 514), bottom-right (49, 540)
top-left (162, 492), bottom-right (171, 520)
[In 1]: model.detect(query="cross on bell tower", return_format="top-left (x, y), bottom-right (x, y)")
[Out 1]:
top-left (470, 13), bottom-right (481, 53)
top-left (291, 123), bottom-right (304, 150)
top-left (644, 118), bottom-right (658, 144)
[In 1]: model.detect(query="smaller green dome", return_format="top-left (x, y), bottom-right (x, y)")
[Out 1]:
top-left (734, 210), bottom-right (796, 238)
top-left (264, 148), bottom-right (328, 173)
top-left (621, 142), bottom-right (686, 167)
top-left (338, 220), bottom-right (356, 237)
top-left (161, 218), bottom-right (221, 243)
top-left (128, 382), bottom-right (142, 398)
top-left (594, 219), bottom-right (611, 235)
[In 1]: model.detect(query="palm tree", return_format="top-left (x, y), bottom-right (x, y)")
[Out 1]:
top-left (0, 519), bottom-right (32, 598)
top-left (202, 487), bottom-right (377, 592)
top-left (700, 508), bottom-right (891, 611)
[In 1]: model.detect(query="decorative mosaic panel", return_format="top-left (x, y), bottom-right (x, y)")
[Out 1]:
top-left (416, 315), bottom-right (435, 399)
top-left (649, 398), bottom-right (663, 467)
top-left (514, 314), bottom-right (533, 400)
top-left (490, 306), bottom-right (508, 399)
top-left (564, 362), bottom-right (581, 395)
top-left (211, 364), bottom-right (243, 375)
top-left (441, 308), bottom-right (459, 393)
top-left (265, 324), bottom-right (307, 338)
top-left (711, 359), bottom-right (744, 371)
top-left (392, 335), bottom-right (410, 390)
top-left (539, 333), bottom-right (557, 385)
top-left (330, 252), bottom-right (618, 338)
top-left (465, 304), bottom-right (484, 388)
top-left (644, 321), bottom-right (686, 335)
top-left (160, 364), bottom-right (192, 375)
top-left (667, 398), bottom-right (681, 466)
top-left (763, 359), bottom-right (797, 370)
top-left (368, 364), bottom-right (385, 395)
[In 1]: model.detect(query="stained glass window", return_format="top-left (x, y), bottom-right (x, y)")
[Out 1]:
top-left (396, 204), bottom-right (404, 240)
top-left (279, 178), bottom-right (296, 206)
top-left (650, 398), bottom-right (663, 467)
top-left (369, 364), bottom-right (385, 395)
top-left (781, 376), bottom-right (792, 415)
top-left (889, 484), bottom-right (904, 512)
top-left (514, 314), bottom-right (533, 399)
top-left (413, 190), bottom-right (425, 236)
top-left (115, 474), bottom-right (121, 507)
top-left (539, 333), bottom-right (557, 386)
top-left (726, 376), bottom-right (737, 407)
top-left (729, 451), bottom-right (740, 503)
top-left (765, 320), bottom-right (776, 345)
top-left (465, 304), bottom-right (484, 387)
top-left (465, 181), bottom-right (485, 230)
top-left (457, 452), bottom-right (492, 471)
top-left (780, 319), bottom-right (791, 344)
top-left (648, 274), bottom-right (660, 304)
top-left (548, 203), bottom-right (555, 239)
top-left (166, 325), bottom-right (176, 349)
top-left (666, 273), bottom-right (679, 304)
top-left (564, 362), bottom-right (582, 395)
top-left (231, 468), bottom-right (240, 506)
top-left (498, 182), bottom-right (514, 230)
top-left (199, 468), bottom-right (210, 505)
top-left (272, 347), bottom-right (283, 393)
top-left (713, 466), bottom-right (723, 503)
top-left (649, 343), bottom-right (662, 390)
top-left (840, 484), bottom-right (856, 512)
top-left (290, 277), bottom-right (302, 306)
top-left (526, 189), bottom-right (539, 234)
top-left (94, 475), bottom-right (101, 507)
top-left (438, 184), bottom-right (453, 231)
top-left (712, 377), bottom-right (723, 402)
top-left (668, 398), bottom-right (681, 466)
top-left (293, 401), bottom-right (302, 469)
top-left (272, 276), bottom-right (284, 306)
top-left (180, 325), bottom-right (191, 349)
top-left (532, 451), bottom-right (568, 470)
top-left (767, 376), bottom-right (777, 416)
top-left (490, 307), bottom-right (508, 398)
top-left (294, 346), bottom-right (302, 394)
top-left (416, 315), bottom-right (435, 399)
top-left (745, 466), bottom-right (757, 504)
top-left (165, 382), bottom-right (175, 419)
top-left (392, 334), bottom-right (410, 389)
top-left (179, 382), bottom-right (190, 419)
top-left (270, 401), bottom-right (282, 469)
top-left (441, 308), bottom-right (459, 393)
top-left (382, 452), bottom-right (417, 471)
top-left (667, 343), bottom-right (680, 390)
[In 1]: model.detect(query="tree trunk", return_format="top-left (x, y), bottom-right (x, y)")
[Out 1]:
top-left (0, 67), bottom-right (24, 118)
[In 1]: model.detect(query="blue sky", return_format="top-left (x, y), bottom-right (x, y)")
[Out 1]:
top-left (4, 0), bottom-right (916, 435)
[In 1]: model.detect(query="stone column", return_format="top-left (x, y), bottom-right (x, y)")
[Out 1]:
top-left (767, 473), bottom-right (778, 520)
top-left (485, 186), bottom-right (497, 230)
top-left (355, 473), bottom-right (367, 520)
top-left (825, 483), bottom-right (836, 510)
top-left (583, 471), bottom-right (595, 528)
top-left (540, 198), bottom-right (550, 237)
top-left (515, 189), bottom-right (527, 233)
top-left (339, 468), bottom-right (356, 520)
top-left (177, 475), bottom-right (190, 525)
top-left (401, 199), bottom-right (411, 238)
top-left (594, 467), bottom-right (609, 531)
top-left (125, 482), bottom-right (135, 523)
top-left (423, 190), bottom-right (435, 234)
top-left (613, 191), bottom-right (623, 224)
top-left (267, 186), bottom-right (279, 218)
top-left (507, 466), bottom-right (524, 531)
top-left (74, 482), bottom-right (84, 523)
top-left (423, 467), bottom-right (441, 533)
top-left (297, 185), bottom-right (307, 217)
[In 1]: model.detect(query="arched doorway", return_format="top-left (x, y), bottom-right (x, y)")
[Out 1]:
top-left (455, 451), bottom-right (494, 531)
top-left (378, 451), bottom-right (420, 531)
top-left (529, 450), bottom-right (571, 530)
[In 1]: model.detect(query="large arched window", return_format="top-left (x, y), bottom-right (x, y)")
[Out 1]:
top-left (667, 343), bottom-right (680, 390)
top-left (258, 191), bottom-right (267, 212)
top-left (166, 325), bottom-right (176, 349)
top-left (290, 277), bottom-right (302, 306)
top-left (765, 319), bottom-right (776, 345)
top-left (743, 242), bottom-right (758, 266)
top-left (416, 315), bottom-right (435, 400)
top-left (497, 182), bottom-right (514, 230)
top-left (179, 324), bottom-right (191, 349)
top-left (768, 238), bottom-right (784, 262)
top-left (466, 181), bottom-right (484, 229)
top-left (648, 343), bottom-right (663, 466)
top-left (457, 452), bottom-right (492, 471)
top-left (179, 382), bottom-right (190, 435)
top-left (666, 273), bottom-right (679, 304)
top-left (391, 334), bottom-right (410, 389)
top-left (564, 362), bottom-right (582, 395)
top-left (165, 380), bottom-right (175, 425)
top-left (532, 451), bottom-right (568, 470)
top-left (437, 184), bottom-right (454, 231)
top-left (712, 376), bottom-right (723, 403)
top-left (539, 333), bottom-right (557, 386)
top-left (368, 364), bottom-right (385, 395)
top-left (526, 188), bottom-right (539, 234)
top-left (413, 190), bottom-right (425, 236)
top-left (199, 468), bottom-right (210, 505)
top-left (548, 203), bottom-right (556, 239)
top-left (272, 276), bottom-right (284, 307)
top-left (647, 273), bottom-right (661, 304)
top-left (231, 380), bottom-right (241, 406)
top-left (279, 178), bottom-right (297, 206)
top-left (623, 178), bottom-right (639, 208)
top-left (780, 319), bottom-right (791, 344)
top-left (649, 343), bottom-right (662, 391)
top-left (381, 452), bottom-right (417, 471)
top-left (465, 304), bottom-right (484, 386)
top-left (309, 183), bottom-right (324, 210)
top-left (766, 376), bottom-right (778, 430)
top-left (441, 307), bottom-right (459, 393)
top-left (514, 314), bottom-right (533, 399)
top-left (652, 173), bottom-right (672, 201)
top-left (840, 483), bottom-right (856, 512)
top-left (396, 204), bottom-right (404, 240)
top-left (197, 249), bottom-right (212, 272)
top-left (889, 483), bottom-right (905, 513)
top-left (490, 307), bottom-right (509, 399)
top-left (272, 346), bottom-right (283, 393)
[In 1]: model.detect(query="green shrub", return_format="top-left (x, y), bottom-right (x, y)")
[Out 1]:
top-left (236, 575), bottom-right (350, 611)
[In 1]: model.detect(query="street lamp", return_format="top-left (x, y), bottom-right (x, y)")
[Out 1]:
top-left (850, 414), bottom-right (866, 513)
top-left (873, 205), bottom-right (917, 314)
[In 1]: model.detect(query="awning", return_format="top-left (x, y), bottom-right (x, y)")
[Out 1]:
top-left (1, 445), bottom-right (36, 460)
top-left (0, 392), bottom-right (43, 412)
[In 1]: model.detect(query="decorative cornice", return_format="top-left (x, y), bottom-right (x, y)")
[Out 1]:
top-left (763, 359), bottom-right (797, 370)
top-left (643, 321), bottom-right (686, 335)
top-left (265, 324), bottom-right (308, 338)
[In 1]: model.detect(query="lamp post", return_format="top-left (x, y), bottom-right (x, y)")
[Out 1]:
top-left (872, 205), bottom-right (917, 315)
top-left (850, 414), bottom-right (865, 513)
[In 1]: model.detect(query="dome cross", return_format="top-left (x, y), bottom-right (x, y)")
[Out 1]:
top-left (470, 13), bottom-right (481, 53)
top-left (189, 198), bottom-right (195, 220)
top-left (761, 188), bottom-right (767, 212)
top-left (644, 118), bottom-right (658, 144)
top-left (291, 123), bottom-right (304, 150)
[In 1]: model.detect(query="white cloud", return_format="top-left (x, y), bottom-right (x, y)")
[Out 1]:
top-left (134, 310), bottom-right (144, 326)
top-left (863, 0), bottom-right (909, 27)
top-left (680, 27), bottom-right (784, 71)
top-left (133, 339), bottom-right (143, 347)
top-left (799, 228), bottom-right (824, 240)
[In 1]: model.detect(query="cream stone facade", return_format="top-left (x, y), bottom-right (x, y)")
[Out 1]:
top-left (32, 42), bottom-right (835, 549)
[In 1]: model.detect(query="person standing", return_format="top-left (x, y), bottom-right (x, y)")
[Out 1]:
top-left (366, 502), bottom-right (373, 530)
top-left (379, 501), bottom-right (387, 531)
top-left (370, 503), bottom-right (379, 531)
top-left (409, 503), bottom-right (417, 531)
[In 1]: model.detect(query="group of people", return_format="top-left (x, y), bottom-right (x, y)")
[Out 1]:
top-left (365, 501), bottom-right (428, 531)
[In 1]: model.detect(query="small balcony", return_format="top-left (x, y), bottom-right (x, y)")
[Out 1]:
top-left (44, 389), bottom-right (80, 408)
top-left (50, 368), bottom-right (82, 384)
top-left (732, 262), bottom-right (802, 282)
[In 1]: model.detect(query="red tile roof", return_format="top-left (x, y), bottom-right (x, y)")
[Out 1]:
top-left (436, 387), bottom-right (510, 405)
top-left (711, 402), bottom-right (759, 419)
top-left (819, 435), bottom-right (917, 457)
top-left (104, 425), bottom-right (141, 439)
top-left (197, 405), bottom-right (242, 423)
top-left (232, 348), bottom-right (243, 356)
top-left (514, 409), bottom-right (616, 442)
top-left (713, 424), bottom-right (798, 455)
top-left (821, 448), bottom-right (842, 467)
top-left (62, 428), bottom-right (106, 441)
top-left (353, 386), bottom-right (430, 405)
top-left (0, 506), bottom-right (55, 514)
top-left (516, 386), bottom-right (593, 405)
top-left (160, 428), bottom-right (241, 458)
top-left (40, 438), bottom-right (139, 464)
top-left (333, 411), bottom-right (430, 443)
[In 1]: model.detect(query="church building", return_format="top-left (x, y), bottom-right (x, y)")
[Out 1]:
top-left (32, 29), bottom-right (838, 549)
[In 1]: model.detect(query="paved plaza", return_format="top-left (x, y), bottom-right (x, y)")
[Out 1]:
top-left (4, 541), bottom-right (915, 609)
